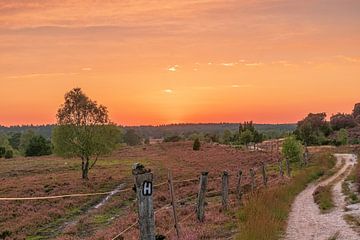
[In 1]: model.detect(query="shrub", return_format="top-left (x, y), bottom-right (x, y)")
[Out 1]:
top-left (193, 138), bottom-right (201, 151)
top-left (330, 113), bottom-right (356, 131)
top-left (0, 146), bottom-right (5, 158)
top-left (124, 129), bottom-right (142, 146)
top-left (164, 135), bottom-right (182, 143)
top-left (25, 135), bottom-right (52, 157)
top-left (4, 150), bottom-right (13, 159)
top-left (336, 129), bottom-right (349, 146)
top-left (282, 135), bottom-right (303, 163)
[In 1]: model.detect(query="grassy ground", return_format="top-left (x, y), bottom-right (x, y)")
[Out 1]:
top-left (313, 185), bottom-right (334, 213)
top-left (236, 151), bottom-right (336, 240)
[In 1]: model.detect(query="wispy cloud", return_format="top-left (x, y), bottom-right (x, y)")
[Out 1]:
top-left (220, 62), bottom-right (237, 67)
top-left (7, 72), bottom-right (78, 79)
top-left (230, 84), bottom-right (252, 88)
top-left (244, 62), bottom-right (263, 67)
top-left (335, 55), bottom-right (360, 63)
top-left (167, 65), bottom-right (179, 72)
top-left (81, 67), bottom-right (92, 71)
top-left (163, 89), bottom-right (173, 93)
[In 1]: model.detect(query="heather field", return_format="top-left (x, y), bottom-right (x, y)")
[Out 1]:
top-left (0, 142), bottom-right (281, 240)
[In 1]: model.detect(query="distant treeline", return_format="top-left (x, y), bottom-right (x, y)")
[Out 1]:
top-left (0, 123), bottom-right (296, 139)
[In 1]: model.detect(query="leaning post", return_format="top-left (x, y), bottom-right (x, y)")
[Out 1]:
top-left (132, 163), bottom-right (156, 240)
top-left (236, 170), bottom-right (243, 204)
top-left (250, 168), bottom-right (256, 193)
top-left (261, 161), bottom-right (268, 187)
top-left (168, 170), bottom-right (180, 239)
top-left (221, 171), bottom-right (229, 210)
top-left (197, 172), bottom-right (209, 222)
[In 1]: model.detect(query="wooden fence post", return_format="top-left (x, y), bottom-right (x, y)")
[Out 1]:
top-left (279, 159), bottom-right (284, 177)
top-left (197, 172), bottom-right (208, 222)
top-left (250, 168), bottom-right (256, 193)
top-left (261, 162), bottom-right (268, 187)
top-left (221, 171), bottom-right (229, 210)
top-left (168, 171), bottom-right (180, 239)
top-left (236, 170), bottom-right (243, 204)
top-left (286, 158), bottom-right (291, 177)
top-left (132, 164), bottom-right (155, 240)
top-left (303, 147), bottom-right (309, 166)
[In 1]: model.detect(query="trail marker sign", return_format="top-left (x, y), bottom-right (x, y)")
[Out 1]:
top-left (143, 181), bottom-right (153, 196)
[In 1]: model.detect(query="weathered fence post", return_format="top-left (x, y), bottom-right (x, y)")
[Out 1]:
top-left (236, 170), bottom-right (243, 204)
top-left (168, 171), bottom-right (180, 239)
top-left (303, 147), bottom-right (309, 166)
top-left (221, 171), bottom-right (229, 210)
top-left (279, 159), bottom-right (284, 177)
top-left (250, 168), bottom-right (256, 193)
top-left (285, 158), bottom-right (291, 177)
top-left (261, 162), bottom-right (268, 187)
top-left (132, 164), bottom-right (155, 240)
top-left (197, 172), bottom-right (208, 222)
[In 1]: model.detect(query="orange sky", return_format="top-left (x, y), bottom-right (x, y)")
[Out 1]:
top-left (1, 0), bottom-right (360, 126)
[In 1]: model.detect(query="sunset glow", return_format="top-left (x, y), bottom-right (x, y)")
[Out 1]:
top-left (1, 0), bottom-right (360, 126)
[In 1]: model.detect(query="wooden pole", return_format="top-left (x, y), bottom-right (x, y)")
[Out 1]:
top-left (236, 170), bottom-right (243, 204)
top-left (168, 171), bottom-right (180, 239)
top-left (132, 164), bottom-right (155, 240)
top-left (197, 172), bottom-right (208, 222)
top-left (286, 158), bottom-right (291, 177)
top-left (279, 159), bottom-right (284, 177)
top-left (221, 171), bottom-right (229, 210)
top-left (250, 168), bottom-right (256, 193)
top-left (261, 161), bottom-right (268, 187)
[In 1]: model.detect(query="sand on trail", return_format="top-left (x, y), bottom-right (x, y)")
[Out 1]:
top-left (285, 154), bottom-right (359, 240)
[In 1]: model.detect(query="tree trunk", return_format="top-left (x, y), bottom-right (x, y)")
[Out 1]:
top-left (82, 157), bottom-right (90, 180)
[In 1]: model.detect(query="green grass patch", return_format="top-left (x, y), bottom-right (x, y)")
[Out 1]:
top-left (236, 152), bottom-right (336, 240)
top-left (313, 185), bottom-right (334, 213)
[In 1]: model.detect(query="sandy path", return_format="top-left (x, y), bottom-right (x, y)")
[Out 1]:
top-left (285, 154), bottom-right (358, 240)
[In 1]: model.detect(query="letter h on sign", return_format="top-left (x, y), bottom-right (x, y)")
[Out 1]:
top-left (143, 181), bottom-right (153, 196)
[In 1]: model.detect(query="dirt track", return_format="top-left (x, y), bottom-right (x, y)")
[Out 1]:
top-left (285, 154), bottom-right (359, 240)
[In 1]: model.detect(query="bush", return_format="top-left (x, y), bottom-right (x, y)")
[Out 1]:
top-left (4, 150), bottom-right (13, 159)
top-left (25, 135), bottom-right (52, 157)
top-left (336, 129), bottom-right (349, 146)
top-left (164, 135), bottom-right (182, 143)
top-left (0, 146), bottom-right (5, 158)
top-left (193, 138), bottom-right (201, 151)
top-left (330, 113), bottom-right (356, 131)
top-left (124, 129), bottom-right (142, 146)
top-left (282, 135), bottom-right (303, 163)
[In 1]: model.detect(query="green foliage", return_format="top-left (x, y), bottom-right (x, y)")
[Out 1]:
top-left (19, 130), bottom-right (36, 155)
top-left (193, 138), bottom-right (201, 151)
top-left (4, 150), bottom-right (13, 159)
top-left (144, 138), bottom-right (150, 145)
top-left (222, 129), bottom-right (233, 144)
top-left (336, 129), bottom-right (349, 145)
top-left (282, 136), bottom-right (303, 163)
top-left (53, 124), bottom-right (120, 159)
top-left (313, 185), bottom-right (334, 212)
top-left (163, 134), bottom-right (182, 143)
top-left (124, 129), bottom-right (142, 146)
top-left (8, 132), bottom-right (21, 150)
top-left (0, 146), bottom-right (5, 158)
top-left (25, 135), bottom-right (52, 157)
top-left (239, 129), bottom-right (254, 146)
top-left (330, 113), bottom-right (356, 131)
top-left (295, 113), bottom-right (332, 145)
